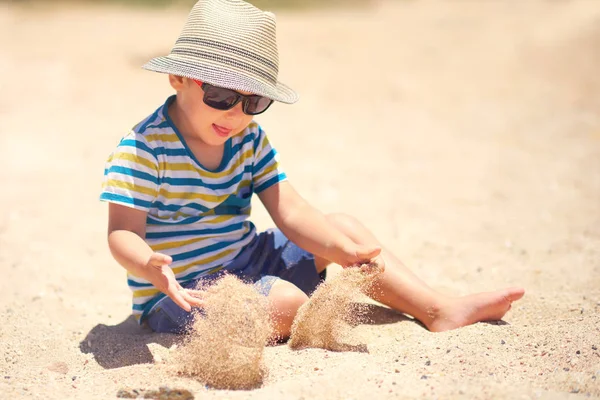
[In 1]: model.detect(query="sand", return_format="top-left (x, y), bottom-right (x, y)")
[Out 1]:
top-left (289, 262), bottom-right (384, 352)
top-left (173, 275), bottom-right (271, 390)
top-left (0, 0), bottom-right (599, 399)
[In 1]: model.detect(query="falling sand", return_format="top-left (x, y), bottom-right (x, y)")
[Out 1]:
top-left (172, 275), bottom-right (272, 390)
top-left (289, 262), bottom-right (385, 352)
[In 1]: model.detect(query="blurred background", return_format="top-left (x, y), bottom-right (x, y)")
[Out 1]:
top-left (1, 0), bottom-right (599, 291)
top-left (0, 0), bottom-right (598, 288)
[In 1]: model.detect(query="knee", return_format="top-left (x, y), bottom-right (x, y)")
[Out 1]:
top-left (270, 282), bottom-right (309, 317)
top-left (267, 281), bottom-right (309, 339)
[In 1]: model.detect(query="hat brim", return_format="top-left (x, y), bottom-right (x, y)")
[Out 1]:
top-left (142, 55), bottom-right (299, 104)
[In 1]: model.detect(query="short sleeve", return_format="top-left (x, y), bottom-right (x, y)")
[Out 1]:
top-left (100, 131), bottom-right (159, 212)
top-left (252, 126), bottom-right (287, 193)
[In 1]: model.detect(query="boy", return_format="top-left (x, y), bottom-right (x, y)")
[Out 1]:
top-left (101, 0), bottom-right (524, 337)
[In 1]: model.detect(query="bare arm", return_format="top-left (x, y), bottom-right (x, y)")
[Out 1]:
top-left (258, 181), bottom-right (380, 267)
top-left (107, 203), bottom-right (203, 311)
top-left (108, 204), bottom-right (155, 277)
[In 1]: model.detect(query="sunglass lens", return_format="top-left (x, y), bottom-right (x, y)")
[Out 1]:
top-left (245, 96), bottom-right (273, 115)
top-left (203, 86), bottom-right (239, 110)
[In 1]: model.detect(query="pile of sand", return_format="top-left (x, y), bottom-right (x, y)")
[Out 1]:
top-left (172, 275), bottom-right (271, 390)
top-left (289, 262), bottom-right (384, 352)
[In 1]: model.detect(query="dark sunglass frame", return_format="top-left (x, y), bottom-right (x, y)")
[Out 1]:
top-left (198, 82), bottom-right (274, 115)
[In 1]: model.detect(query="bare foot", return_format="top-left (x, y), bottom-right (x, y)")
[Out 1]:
top-left (426, 287), bottom-right (525, 332)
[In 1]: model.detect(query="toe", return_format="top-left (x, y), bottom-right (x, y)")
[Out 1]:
top-left (505, 287), bottom-right (525, 302)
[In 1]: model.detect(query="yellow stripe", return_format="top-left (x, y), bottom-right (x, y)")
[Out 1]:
top-left (103, 179), bottom-right (157, 197)
top-left (254, 162), bottom-right (279, 182)
top-left (202, 215), bottom-right (235, 224)
top-left (157, 179), bottom-right (251, 202)
top-left (145, 133), bottom-right (180, 143)
top-left (159, 148), bottom-right (253, 178)
top-left (133, 288), bottom-right (161, 298)
top-left (172, 248), bottom-right (237, 275)
top-left (258, 130), bottom-right (268, 151)
top-left (151, 235), bottom-right (215, 252)
top-left (109, 152), bottom-right (158, 171)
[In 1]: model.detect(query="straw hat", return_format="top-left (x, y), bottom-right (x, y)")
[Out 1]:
top-left (142, 0), bottom-right (298, 104)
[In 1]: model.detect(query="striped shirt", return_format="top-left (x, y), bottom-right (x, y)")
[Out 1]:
top-left (100, 95), bottom-right (286, 321)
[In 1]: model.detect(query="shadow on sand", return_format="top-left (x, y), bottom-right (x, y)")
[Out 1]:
top-left (79, 315), bottom-right (182, 369)
top-left (349, 302), bottom-right (414, 327)
top-left (80, 304), bottom-right (414, 367)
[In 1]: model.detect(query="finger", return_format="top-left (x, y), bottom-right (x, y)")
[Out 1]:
top-left (355, 245), bottom-right (381, 261)
top-left (184, 289), bottom-right (206, 298)
top-left (181, 291), bottom-right (205, 307)
top-left (168, 288), bottom-right (192, 312)
top-left (149, 253), bottom-right (173, 266)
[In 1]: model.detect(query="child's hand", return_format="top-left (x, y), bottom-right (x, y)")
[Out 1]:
top-left (145, 253), bottom-right (205, 312)
top-left (339, 244), bottom-right (383, 269)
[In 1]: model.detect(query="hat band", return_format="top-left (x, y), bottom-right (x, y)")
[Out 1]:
top-left (171, 48), bottom-right (277, 84)
top-left (176, 37), bottom-right (278, 72)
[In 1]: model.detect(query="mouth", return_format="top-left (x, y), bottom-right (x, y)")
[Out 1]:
top-left (212, 124), bottom-right (233, 138)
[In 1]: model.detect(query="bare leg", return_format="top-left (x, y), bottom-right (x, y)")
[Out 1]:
top-left (266, 280), bottom-right (309, 341)
top-left (315, 213), bottom-right (525, 332)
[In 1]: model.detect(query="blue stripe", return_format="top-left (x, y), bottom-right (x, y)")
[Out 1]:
top-left (139, 293), bottom-right (167, 319)
top-left (231, 133), bottom-right (255, 155)
top-left (159, 165), bottom-right (252, 189)
top-left (119, 139), bottom-right (155, 157)
top-left (255, 173), bottom-right (286, 193)
top-left (147, 207), bottom-right (249, 226)
top-left (138, 108), bottom-right (161, 133)
top-left (153, 147), bottom-right (188, 157)
top-left (128, 279), bottom-right (153, 287)
top-left (147, 215), bottom-right (205, 226)
top-left (176, 269), bottom-right (211, 283)
top-left (253, 148), bottom-right (276, 174)
top-left (153, 200), bottom-right (210, 213)
top-left (146, 222), bottom-right (246, 239)
top-left (171, 229), bottom-right (254, 262)
top-left (100, 192), bottom-right (153, 209)
top-left (146, 120), bottom-right (170, 129)
top-left (253, 127), bottom-right (263, 153)
top-left (104, 166), bottom-right (158, 185)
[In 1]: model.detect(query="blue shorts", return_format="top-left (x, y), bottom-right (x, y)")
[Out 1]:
top-left (146, 228), bottom-right (322, 334)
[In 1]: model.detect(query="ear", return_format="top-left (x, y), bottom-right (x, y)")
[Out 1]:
top-left (168, 74), bottom-right (186, 91)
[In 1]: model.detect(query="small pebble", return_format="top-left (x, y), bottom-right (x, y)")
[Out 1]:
top-left (501, 340), bottom-right (506, 345)
top-left (395, 369), bottom-right (400, 373)
top-left (420, 375), bottom-right (428, 380)
top-left (425, 360), bottom-right (431, 366)
top-left (4, 376), bottom-right (10, 379)
top-left (72, 376), bottom-right (77, 381)
top-left (592, 345), bottom-right (598, 351)
top-left (314, 367), bottom-right (319, 371)
top-left (576, 350), bottom-right (581, 355)
top-left (564, 367), bottom-right (570, 372)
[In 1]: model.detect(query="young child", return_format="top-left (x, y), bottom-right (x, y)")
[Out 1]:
top-left (101, 0), bottom-right (524, 337)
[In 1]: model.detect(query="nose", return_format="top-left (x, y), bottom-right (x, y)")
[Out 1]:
top-left (224, 102), bottom-right (245, 119)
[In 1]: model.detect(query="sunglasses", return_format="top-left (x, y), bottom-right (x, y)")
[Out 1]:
top-left (193, 80), bottom-right (274, 116)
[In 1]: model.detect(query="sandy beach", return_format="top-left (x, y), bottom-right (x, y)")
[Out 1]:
top-left (0, 0), bottom-right (599, 398)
